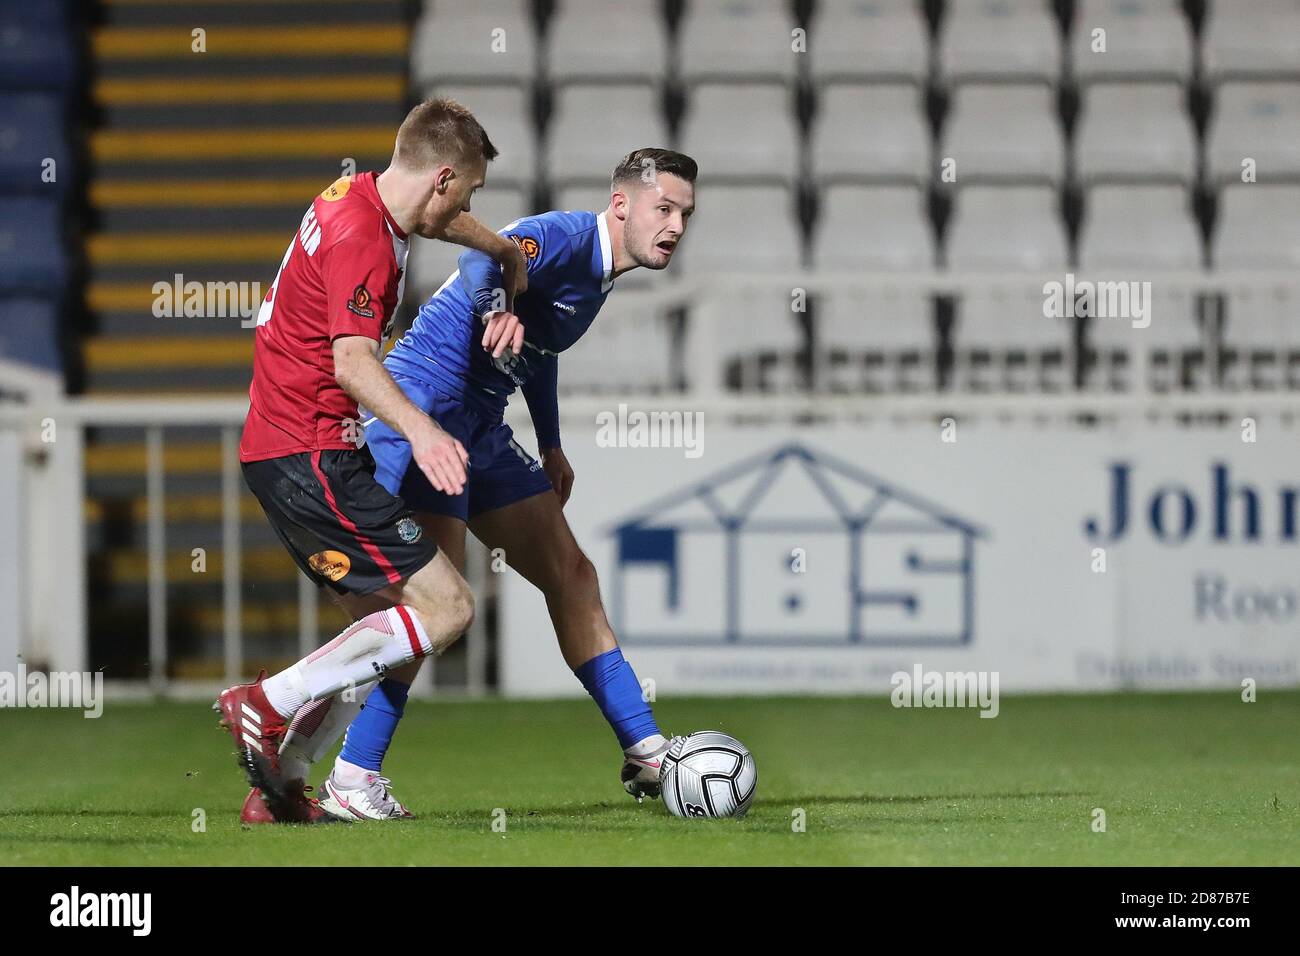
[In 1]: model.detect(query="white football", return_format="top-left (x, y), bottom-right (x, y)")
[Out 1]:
top-left (661, 731), bottom-right (757, 819)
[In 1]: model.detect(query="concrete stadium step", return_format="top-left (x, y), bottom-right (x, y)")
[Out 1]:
top-left (91, 126), bottom-right (396, 163)
top-left (102, 545), bottom-right (299, 583)
top-left (88, 231), bottom-right (286, 266)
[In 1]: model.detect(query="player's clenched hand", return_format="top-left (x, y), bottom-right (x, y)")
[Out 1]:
top-left (409, 419), bottom-right (468, 496)
top-left (481, 310), bottom-right (525, 360)
top-left (541, 446), bottom-right (574, 507)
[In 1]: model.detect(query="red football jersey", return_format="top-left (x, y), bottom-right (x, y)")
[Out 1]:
top-left (240, 171), bottom-right (409, 462)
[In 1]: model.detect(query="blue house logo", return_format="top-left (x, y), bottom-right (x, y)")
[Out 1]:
top-left (606, 443), bottom-right (985, 647)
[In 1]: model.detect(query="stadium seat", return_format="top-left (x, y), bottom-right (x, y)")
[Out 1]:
top-left (1203, 0), bottom-right (1300, 82)
top-left (554, 182), bottom-right (616, 216)
top-left (1078, 185), bottom-right (1202, 270)
top-left (937, 0), bottom-right (1062, 86)
top-left (546, 0), bottom-right (669, 84)
top-left (938, 84), bottom-right (1066, 184)
top-left (1078, 186), bottom-right (1206, 393)
top-left (411, 2), bottom-right (537, 86)
top-left (809, 0), bottom-right (930, 84)
top-left (1074, 83), bottom-right (1196, 184)
top-left (0, 296), bottom-right (61, 372)
top-left (0, 19), bottom-right (76, 91)
top-left (545, 85), bottom-right (669, 186)
top-left (812, 184), bottom-right (935, 272)
top-left (811, 184), bottom-right (936, 392)
top-left (0, 94), bottom-right (71, 195)
top-left (405, 187), bottom-right (529, 301)
top-left (428, 85), bottom-right (535, 187)
top-left (1206, 83), bottom-right (1300, 184)
top-left (676, 184), bottom-right (805, 392)
top-left (0, 197), bottom-right (65, 294)
top-left (677, 0), bottom-right (798, 85)
top-left (946, 185), bottom-right (1067, 271)
top-left (679, 84), bottom-right (800, 184)
top-left (558, 290), bottom-right (676, 393)
top-left (809, 84), bottom-right (931, 184)
top-left (1069, 0), bottom-right (1194, 83)
top-left (1212, 184), bottom-right (1300, 269)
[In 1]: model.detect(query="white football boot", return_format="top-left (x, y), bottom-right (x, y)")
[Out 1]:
top-left (317, 769), bottom-right (413, 822)
top-left (621, 736), bottom-right (683, 802)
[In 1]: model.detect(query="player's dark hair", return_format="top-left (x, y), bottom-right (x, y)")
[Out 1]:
top-left (394, 97), bottom-right (498, 171)
top-left (611, 148), bottom-right (698, 191)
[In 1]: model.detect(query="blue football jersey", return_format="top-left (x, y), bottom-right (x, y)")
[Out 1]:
top-left (385, 209), bottom-right (614, 429)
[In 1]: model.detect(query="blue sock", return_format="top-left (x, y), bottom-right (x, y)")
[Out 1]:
top-left (339, 678), bottom-right (409, 772)
top-left (573, 648), bottom-right (661, 750)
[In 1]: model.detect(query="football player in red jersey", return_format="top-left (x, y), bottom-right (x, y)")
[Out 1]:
top-left (218, 98), bottom-right (527, 823)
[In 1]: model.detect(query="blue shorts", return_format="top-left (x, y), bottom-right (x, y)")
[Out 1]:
top-left (366, 372), bottom-right (554, 521)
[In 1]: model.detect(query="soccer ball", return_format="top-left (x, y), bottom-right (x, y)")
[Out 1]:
top-left (661, 731), bottom-right (756, 819)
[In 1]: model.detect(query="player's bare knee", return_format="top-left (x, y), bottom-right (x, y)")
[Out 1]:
top-left (547, 548), bottom-right (599, 602)
top-left (409, 576), bottom-right (474, 655)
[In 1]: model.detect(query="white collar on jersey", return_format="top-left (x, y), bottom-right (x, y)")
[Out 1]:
top-left (597, 209), bottom-right (614, 293)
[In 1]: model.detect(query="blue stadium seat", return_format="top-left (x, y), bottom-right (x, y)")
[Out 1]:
top-left (0, 296), bottom-right (61, 373)
top-left (0, 94), bottom-right (71, 194)
top-left (0, 198), bottom-right (67, 293)
top-left (0, 21), bottom-right (77, 91)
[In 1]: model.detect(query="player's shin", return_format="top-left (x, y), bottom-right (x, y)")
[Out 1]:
top-left (573, 647), bottom-right (664, 752)
top-left (261, 607), bottom-right (433, 718)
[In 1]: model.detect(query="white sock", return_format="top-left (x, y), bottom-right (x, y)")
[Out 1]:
top-left (262, 607), bottom-right (432, 718)
top-left (277, 685), bottom-right (373, 783)
top-left (332, 756), bottom-right (373, 788)
top-left (625, 733), bottom-right (668, 757)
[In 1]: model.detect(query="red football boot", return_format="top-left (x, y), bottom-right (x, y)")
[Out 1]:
top-left (214, 670), bottom-right (289, 790)
top-left (240, 787), bottom-right (332, 825)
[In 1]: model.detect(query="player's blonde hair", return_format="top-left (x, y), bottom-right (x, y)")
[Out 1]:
top-left (393, 97), bottom-right (498, 172)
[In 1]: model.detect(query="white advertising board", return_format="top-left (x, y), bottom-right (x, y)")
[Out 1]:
top-left (500, 418), bottom-right (1300, 696)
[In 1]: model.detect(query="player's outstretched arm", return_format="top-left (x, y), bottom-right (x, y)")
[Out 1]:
top-left (439, 212), bottom-right (528, 308)
top-left (333, 335), bottom-right (468, 495)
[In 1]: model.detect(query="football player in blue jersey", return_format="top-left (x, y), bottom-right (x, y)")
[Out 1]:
top-left (265, 149), bottom-right (697, 821)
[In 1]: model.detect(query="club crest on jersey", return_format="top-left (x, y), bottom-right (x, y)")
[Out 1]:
top-left (308, 550), bottom-right (351, 582)
top-left (396, 518), bottom-right (422, 544)
top-left (320, 176), bottom-right (352, 201)
top-left (509, 234), bottom-right (540, 261)
top-left (347, 285), bottom-right (375, 318)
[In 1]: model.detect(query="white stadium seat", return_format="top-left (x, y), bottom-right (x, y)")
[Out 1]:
top-left (946, 185), bottom-right (1067, 270)
top-left (1203, 0), bottom-right (1300, 82)
top-left (1206, 83), bottom-right (1300, 184)
top-left (812, 184), bottom-right (935, 271)
top-left (938, 84), bottom-right (1065, 184)
top-left (546, 0), bottom-right (669, 84)
top-left (554, 182), bottom-right (614, 216)
top-left (1074, 83), bottom-right (1196, 184)
top-left (428, 85), bottom-right (535, 186)
top-left (937, 0), bottom-right (1062, 85)
top-left (677, 0), bottom-right (798, 85)
top-left (411, 3), bottom-right (537, 86)
top-left (406, 187), bottom-right (528, 300)
top-left (559, 290), bottom-right (676, 393)
top-left (1212, 184), bottom-right (1300, 269)
top-left (676, 184), bottom-right (805, 392)
top-left (1069, 0), bottom-right (1193, 83)
top-left (679, 83), bottom-right (800, 184)
top-left (809, 0), bottom-right (930, 84)
top-left (809, 83), bottom-right (931, 184)
top-left (812, 184), bottom-right (936, 392)
top-left (545, 84), bottom-right (669, 186)
top-left (1078, 185), bottom-right (1202, 269)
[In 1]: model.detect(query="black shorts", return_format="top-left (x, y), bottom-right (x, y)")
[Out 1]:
top-left (242, 447), bottom-right (437, 596)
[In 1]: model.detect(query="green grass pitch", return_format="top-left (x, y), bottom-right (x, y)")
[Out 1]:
top-left (2, 691), bottom-right (1298, 866)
